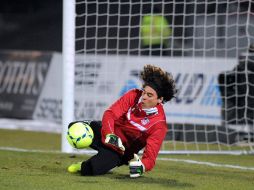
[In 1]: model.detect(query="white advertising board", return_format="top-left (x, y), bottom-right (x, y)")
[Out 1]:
top-left (34, 53), bottom-right (237, 125)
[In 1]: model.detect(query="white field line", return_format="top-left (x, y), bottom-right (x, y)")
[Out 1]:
top-left (0, 146), bottom-right (62, 153)
top-left (1, 146), bottom-right (254, 171)
top-left (157, 157), bottom-right (254, 171)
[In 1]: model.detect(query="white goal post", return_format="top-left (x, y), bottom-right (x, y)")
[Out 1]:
top-left (62, 0), bottom-right (254, 154)
top-left (62, 0), bottom-right (75, 153)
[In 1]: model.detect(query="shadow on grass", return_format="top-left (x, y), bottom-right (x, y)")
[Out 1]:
top-left (106, 173), bottom-right (194, 188)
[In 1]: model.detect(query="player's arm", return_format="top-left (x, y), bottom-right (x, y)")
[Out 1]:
top-left (101, 89), bottom-right (141, 153)
top-left (141, 123), bottom-right (167, 172)
top-left (128, 122), bottom-right (167, 178)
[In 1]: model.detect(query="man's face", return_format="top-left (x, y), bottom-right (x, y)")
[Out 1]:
top-left (141, 85), bottom-right (162, 109)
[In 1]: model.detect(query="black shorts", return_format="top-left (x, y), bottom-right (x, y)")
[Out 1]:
top-left (80, 121), bottom-right (122, 176)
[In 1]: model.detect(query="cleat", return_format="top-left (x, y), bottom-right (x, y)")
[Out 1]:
top-left (67, 162), bottom-right (82, 173)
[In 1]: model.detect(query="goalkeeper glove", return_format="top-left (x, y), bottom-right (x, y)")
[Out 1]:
top-left (129, 154), bottom-right (145, 178)
top-left (105, 134), bottom-right (125, 152)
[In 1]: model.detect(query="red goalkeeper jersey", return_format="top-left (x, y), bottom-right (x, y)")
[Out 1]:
top-left (101, 88), bottom-right (167, 171)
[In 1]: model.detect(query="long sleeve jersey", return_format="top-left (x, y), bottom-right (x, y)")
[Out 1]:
top-left (101, 88), bottom-right (167, 171)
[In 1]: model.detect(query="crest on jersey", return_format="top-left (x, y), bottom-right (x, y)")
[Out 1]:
top-left (141, 117), bottom-right (150, 125)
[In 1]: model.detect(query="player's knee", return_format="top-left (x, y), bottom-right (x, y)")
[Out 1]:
top-left (81, 160), bottom-right (109, 176)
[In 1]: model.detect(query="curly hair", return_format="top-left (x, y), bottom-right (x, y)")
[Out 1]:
top-left (140, 64), bottom-right (177, 103)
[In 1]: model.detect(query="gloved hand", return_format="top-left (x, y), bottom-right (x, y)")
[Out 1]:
top-left (129, 154), bottom-right (145, 178)
top-left (105, 134), bottom-right (125, 152)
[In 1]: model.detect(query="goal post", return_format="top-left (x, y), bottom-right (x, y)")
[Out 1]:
top-left (62, 0), bottom-right (76, 153)
top-left (62, 0), bottom-right (254, 154)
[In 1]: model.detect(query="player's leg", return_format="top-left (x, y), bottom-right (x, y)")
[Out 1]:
top-left (67, 120), bottom-right (103, 173)
top-left (88, 121), bottom-right (103, 150)
top-left (80, 147), bottom-right (121, 176)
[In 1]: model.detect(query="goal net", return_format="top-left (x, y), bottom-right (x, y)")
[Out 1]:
top-left (62, 0), bottom-right (254, 154)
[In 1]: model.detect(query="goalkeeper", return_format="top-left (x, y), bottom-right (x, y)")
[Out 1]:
top-left (68, 64), bottom-right (177, 177)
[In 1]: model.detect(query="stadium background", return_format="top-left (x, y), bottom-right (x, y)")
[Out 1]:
top-left (0, 0), bottom-right (253, 54)
top-left (0, 0), bottom-right (62, 52)
top-left (1, 0), bottom-right (253, 143)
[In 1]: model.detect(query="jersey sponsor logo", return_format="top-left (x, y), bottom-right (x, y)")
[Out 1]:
top-left (141, 117), bottom-right (150, 125)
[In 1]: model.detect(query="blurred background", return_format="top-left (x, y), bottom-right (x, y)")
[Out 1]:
top-left (1, 0), bottom-right (253, 55)
top-left (0, 0), bottom-right (62, 52)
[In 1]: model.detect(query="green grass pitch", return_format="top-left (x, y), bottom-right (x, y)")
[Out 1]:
top-left (0, 129), bottom-right (254, 190)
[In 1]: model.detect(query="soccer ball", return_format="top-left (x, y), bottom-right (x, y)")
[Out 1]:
top-left (66, 122), bottom-right (94, 149)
